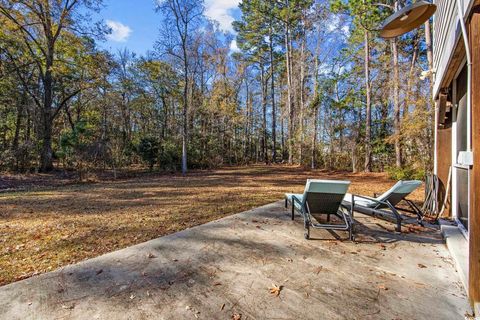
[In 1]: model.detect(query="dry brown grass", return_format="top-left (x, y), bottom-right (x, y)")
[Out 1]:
top-left (0, 165), bottom-right (423, 286)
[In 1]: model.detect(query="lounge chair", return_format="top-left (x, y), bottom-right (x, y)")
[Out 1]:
top-left (285, 180), bottom-right (354, 240)
top-left (342, 180), bottom-right (423, 232)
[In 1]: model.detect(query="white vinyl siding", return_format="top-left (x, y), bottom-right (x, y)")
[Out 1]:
top-left (432, 0), bottom-right (473, 97)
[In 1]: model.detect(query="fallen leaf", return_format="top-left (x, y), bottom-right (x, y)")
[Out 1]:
top-left (232, 313), bottom-right (242, 320)
top-left (96, 269), bottom-right (103, 275)
top-left (378, 284), bottom-right (388, 290)
top-left (220, 303), bottom-right (225, 310)
top-left (269, 284), bottom-right (283, 297)
top-left (148, 253), bottom-right (156, 258)
top-left (313, 266), bottom-right (323, 275)
top-left (61, 304), bottom-right (74, 310)
top-left (418, 264), bottom-right (427, 268)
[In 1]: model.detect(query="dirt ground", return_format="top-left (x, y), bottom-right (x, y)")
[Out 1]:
top-left (0, 165), bottom-right (424, 286)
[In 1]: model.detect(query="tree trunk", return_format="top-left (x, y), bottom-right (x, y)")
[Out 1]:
top-left (299, 40), bottom-right (306, 165)
top-left (40, 57), bottom-right (54, 172)
top-left (285, 21), bottom-right (294, 164)
top-left (364, 30), bottom-right (372, 172)
top-left (405, 34), bottom-right (419, 118)
top-left (392, 38), bottom-right (402, 168)
top-left (269, 31), bottom-right (277, 163)
top-left (424, 18), bottom-right (435, 167)
top-left (312, 105), bottom-right (319, 169)
top-left (182, 42), bottom-right (188, 175)
top-left (40, 110), bottom-right (54, 172)
top-left (424, 19), bottom-right (434, 84)
top-left (260, 65), bottom-right (268, 164)
top-left (11, 94), bottom-right (25, 153)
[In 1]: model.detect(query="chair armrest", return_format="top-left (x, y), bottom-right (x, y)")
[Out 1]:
top-left (292, 195), bottom-right (302, 206)
top-left (292, 195), bottom-right (306, 213)
top-left (351, 194), bottom-right (397, 212)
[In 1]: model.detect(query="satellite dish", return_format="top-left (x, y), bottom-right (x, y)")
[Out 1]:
top-left (380, 1), bottom-right (436, 38)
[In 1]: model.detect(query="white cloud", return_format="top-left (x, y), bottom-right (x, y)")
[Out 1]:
top-left (341, 25), bottom-right (351, 38)
top-left (106, 20), bottom-right (132, 43)
top-left (327, 15), bottom-right (340, 32)
top-left (327, 15), bottom-right (350, 38)
top-left (204, 0), bottom-right (240, 33)
top-left (230, 39), bottom-right (240, 52)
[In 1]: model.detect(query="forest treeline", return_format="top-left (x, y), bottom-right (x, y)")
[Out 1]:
top-left (0, 0), bottom-right (433, 178)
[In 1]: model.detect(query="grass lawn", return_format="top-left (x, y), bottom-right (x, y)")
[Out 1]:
top-left (0, 165), bottom-right (423, 286)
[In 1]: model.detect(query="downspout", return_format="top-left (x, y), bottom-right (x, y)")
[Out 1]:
top-left (456, 0), bottom-right (472, 154)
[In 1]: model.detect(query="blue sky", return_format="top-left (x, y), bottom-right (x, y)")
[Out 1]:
top-left (97, 0), bottom-right (241, 55)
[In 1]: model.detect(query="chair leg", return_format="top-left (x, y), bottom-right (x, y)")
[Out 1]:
top-left (327, 213), bottom-right (331, 222)
top-left (406, 199), bottom-right (424, 225)
top-left (285, 198), bottom-right (288, 208)
top-left (385, 201), bottom-right (402, 232)
top-left (291, 205), bottom-right (295, 220)
top-left (304, 219), bottom-right (310, 240)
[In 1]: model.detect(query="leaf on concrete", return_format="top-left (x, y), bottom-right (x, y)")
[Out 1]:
top-left (231, 313), bottom-right (242, 320)
top-left (313, 266), bottom-right (323, 275)
top-left (417, 263), bottom-right (427, 268)
top-left (269, 284), bottom-right (283, 297)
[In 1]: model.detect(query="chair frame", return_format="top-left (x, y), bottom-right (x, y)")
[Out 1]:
top-left (285, 193), bottom-right (355, 241)
top-left (345, 193), bottom-right (423, 233)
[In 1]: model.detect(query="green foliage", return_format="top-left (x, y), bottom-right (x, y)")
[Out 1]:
top-left (0, 0), bottom-right (434, 175)
top-left (386, 166), bottom-right (425, 181)
top-left (160, 141), bottom-right (181, 171)
top-left (58, 120), bottom-right (97, 180)
top-left (137, 137), bottom-right (159, 171)
top-left (59, 121), bottom-right (95, 160)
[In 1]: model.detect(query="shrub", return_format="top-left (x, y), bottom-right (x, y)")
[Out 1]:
top-left (137, 137), bottom-right (160, 171)
top-left (387, 166), bottom-right (425, 181)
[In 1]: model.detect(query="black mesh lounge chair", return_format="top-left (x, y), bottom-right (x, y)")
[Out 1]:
top-left (285, 180), bottom-right (354, 240)
top-left (342, 180), bottom-right (423, 232)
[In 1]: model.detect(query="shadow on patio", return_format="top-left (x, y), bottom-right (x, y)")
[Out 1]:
top-left (0, 201), bottom-right (469, 320)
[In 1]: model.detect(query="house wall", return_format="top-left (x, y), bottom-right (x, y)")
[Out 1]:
top-left (433, 0), bottom-right (479, 310)
top-left (468, 5), bottom-right (480, 311)
top-left (436, 127), bottom-right (452, 217)
top-left (433, 0), bottom-right (472, 97)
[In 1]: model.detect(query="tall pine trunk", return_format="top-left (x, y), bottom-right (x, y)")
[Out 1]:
top-left (261, 65), bottom-right (268, 164)
top-left (364, 30), bottom-right (372, 172)
top-left (285, 21), bottom-right (294, 164)
top-left (392, 38), bottom-right (402, 168)
top-left (269, 30), bottom-right (277, 163)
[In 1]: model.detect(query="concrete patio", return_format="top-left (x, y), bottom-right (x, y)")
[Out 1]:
top-left (0, 201), bottom-right (470, 319)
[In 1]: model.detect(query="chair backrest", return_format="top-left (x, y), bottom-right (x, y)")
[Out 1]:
top-left (302, 180), bottom-right (350, 216)
top-left (376, 180), bottom-right (422, 207)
